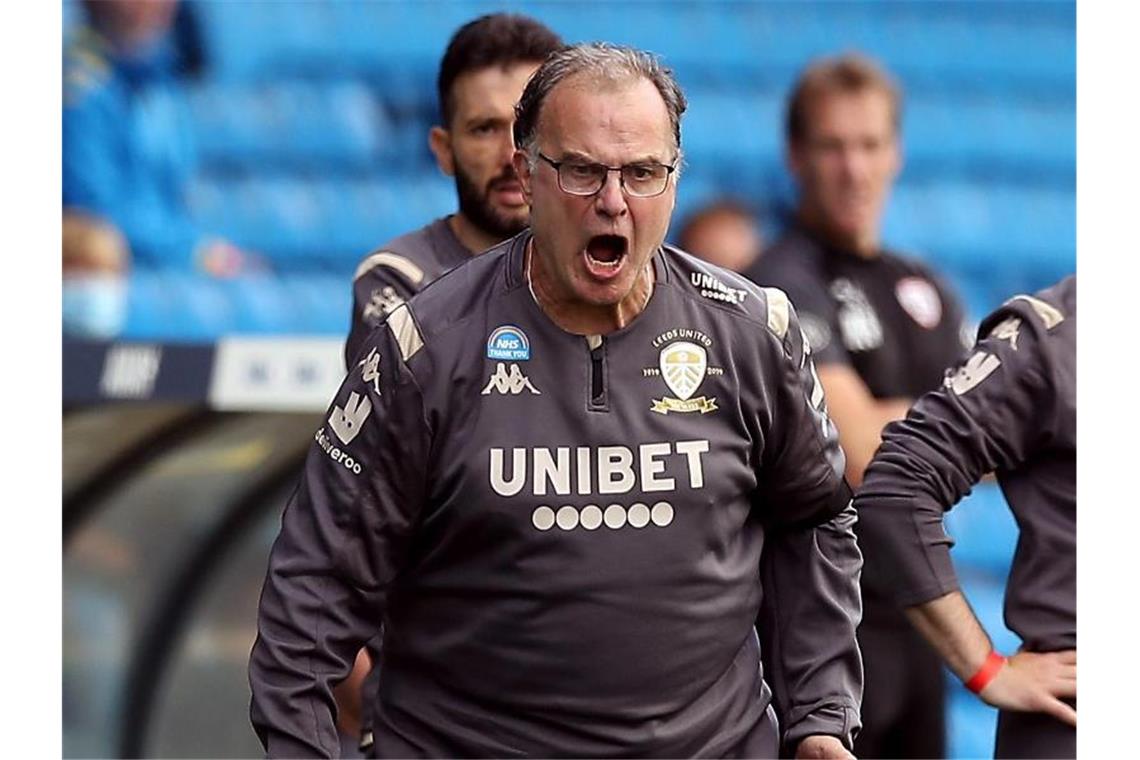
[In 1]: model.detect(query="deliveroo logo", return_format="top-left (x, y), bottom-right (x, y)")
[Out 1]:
top-left (330, 392), bottom-right (372, 445)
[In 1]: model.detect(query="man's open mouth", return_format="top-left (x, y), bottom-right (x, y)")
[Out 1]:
top-left (584, 234), bottom-right (628, 274)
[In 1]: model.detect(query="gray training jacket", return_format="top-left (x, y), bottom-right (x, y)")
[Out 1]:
top-left (250, 231), bottom-right (864, 758)
top-left (854, 275), bottom-right (1076, 653)
top-left (346, 216), bottom-right (472, 368)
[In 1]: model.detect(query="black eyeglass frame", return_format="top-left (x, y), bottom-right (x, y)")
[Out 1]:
top-left (535, 152), bottom-right (678, 198)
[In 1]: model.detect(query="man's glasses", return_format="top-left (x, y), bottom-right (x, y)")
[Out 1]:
top-left (537, 152), bottom-right (676, 198)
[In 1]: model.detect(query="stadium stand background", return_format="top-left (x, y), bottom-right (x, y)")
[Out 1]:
top-left (62, 1), bottom-right (1073, 757)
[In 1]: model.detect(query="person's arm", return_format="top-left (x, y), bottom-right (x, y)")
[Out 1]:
top-left (761, 503), bottom-right (862, 758)
top-left (854, 293), bottom-right (1075, 720)
top-left (754, 290), bottom-right (862, 757)
top-left (815, 364), bottom-right (911, 486)
top-left (249, 305), bottom-right (431, 757)
top-left (904, 591), bottom-right (1076, 725)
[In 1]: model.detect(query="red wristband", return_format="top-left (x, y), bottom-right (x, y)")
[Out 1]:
top-left (965, 651), bottom-right (1007, 694)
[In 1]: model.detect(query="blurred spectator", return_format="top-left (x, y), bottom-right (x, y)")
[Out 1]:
top-left (63, 210), bottom-right (128, 276)
top-left (746, 53), bottom-right (973, 759)
top-left (63, 0), bottom-right (254, 276)
top-left (62, 211), bottom-right (129, 338)
top-left (345, 13), bottom-right (564, 365)
top-left (674, 198), bottom-right (763, 273)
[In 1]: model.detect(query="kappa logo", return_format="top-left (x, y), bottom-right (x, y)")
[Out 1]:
top-left (358, 347), bottom-right (381, 394)
top-left (989, 317), bottom-right (1022, 350)
top-left (486, 325), bottom-right (531, 361)
top-left (330, 391), bottom-right (372, 444)
top-left (643, 334), bottom-right (723, 414)
top-left (482, 363), bottom-right (541, 396)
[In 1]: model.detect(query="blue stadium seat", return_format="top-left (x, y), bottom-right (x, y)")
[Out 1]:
top-left (905, 98), bottom-right (1075, 178)
top-left (944, 483), bottom-right (1019, 579)
top-left (120, 270), bottom-right (170, 340)
top-left (122, 270), bottom-right (353, 340)
top-left (122, 271), bottom-right (235, 341)
top-left (683, 89), bottom-right (783, 169)
top-left (951, 277), bottom-right (1001, 326)
top-left (883, 181), bottom-right (1075, 274)
top-left (333, 178), bottom-right (401, 260)
top-left (278, 274), bottom-right (355, 335)
top-left (192, 1), bottom-right (268, 81)
top-left (215, 276), bottom-right (300, 334)
top-left (189, 80), bottom-right (389, 171)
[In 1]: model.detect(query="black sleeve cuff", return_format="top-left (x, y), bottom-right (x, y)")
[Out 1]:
top-left (782, 702), bottom-right (860, 754)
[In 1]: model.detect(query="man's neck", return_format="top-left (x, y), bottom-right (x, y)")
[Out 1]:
top-left (796, 208), bottom-right (880, 260)
top-left (447, 214), bottom-right (502, 256)
top-left (526, 240), bottom-right (655, 336)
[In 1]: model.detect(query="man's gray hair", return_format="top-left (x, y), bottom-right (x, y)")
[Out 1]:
top-left (513, 42), bottom-right (687, 163)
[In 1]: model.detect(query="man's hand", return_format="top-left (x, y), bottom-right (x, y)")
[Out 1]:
top-left (795, 734), bottom-right (855, 759)
top-left (979, 649), bottom-right (1077, 726)
top-left (332, 646), bottom-right (373, 738)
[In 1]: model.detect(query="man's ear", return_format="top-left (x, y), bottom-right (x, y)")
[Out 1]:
top-left (513, 150), bottom-right (533, 203)
top-left (428, 126), bottom-right (455, 176)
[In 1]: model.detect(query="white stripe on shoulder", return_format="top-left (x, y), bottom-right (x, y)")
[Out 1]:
top-left (387, 304), bottom-right (424, 361)
top-left (354, 251), bottom-right (426, 285)
top-left (763, 287), bottom-right (791, 339)
top-left (1008, 295), bottom-right (1064, 329)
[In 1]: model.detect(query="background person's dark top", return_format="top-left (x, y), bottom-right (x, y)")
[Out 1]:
top-left (745, 223), bottom-right (971, 624)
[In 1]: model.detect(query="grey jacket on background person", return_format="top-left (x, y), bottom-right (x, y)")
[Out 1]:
top-left (854, 275), bottom-right (1076, 652)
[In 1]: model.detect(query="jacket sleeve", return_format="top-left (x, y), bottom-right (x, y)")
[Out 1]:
top-left (249, 306), bottom-right (432, 757)
top-left (756, 289), bottom-right (851, 527)
top-left (760, 503), bottom-right (863, 752)
top-left (853, 296), bottom-right (1064, 606)
top-left (345, 259), bottom-right (421, 368)
top-left (754, 289), bottom-right (863, 751)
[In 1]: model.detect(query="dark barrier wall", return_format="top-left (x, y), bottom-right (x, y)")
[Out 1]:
top-left (63, 407), bottom-right (317, 757)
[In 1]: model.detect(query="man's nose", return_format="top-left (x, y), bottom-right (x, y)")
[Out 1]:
top-left (497, 130), bottom-right (516, 167)
top-left (594, 170), bottom-right (628, 217)
top-left (840, 145), bottom-right (870, 180)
